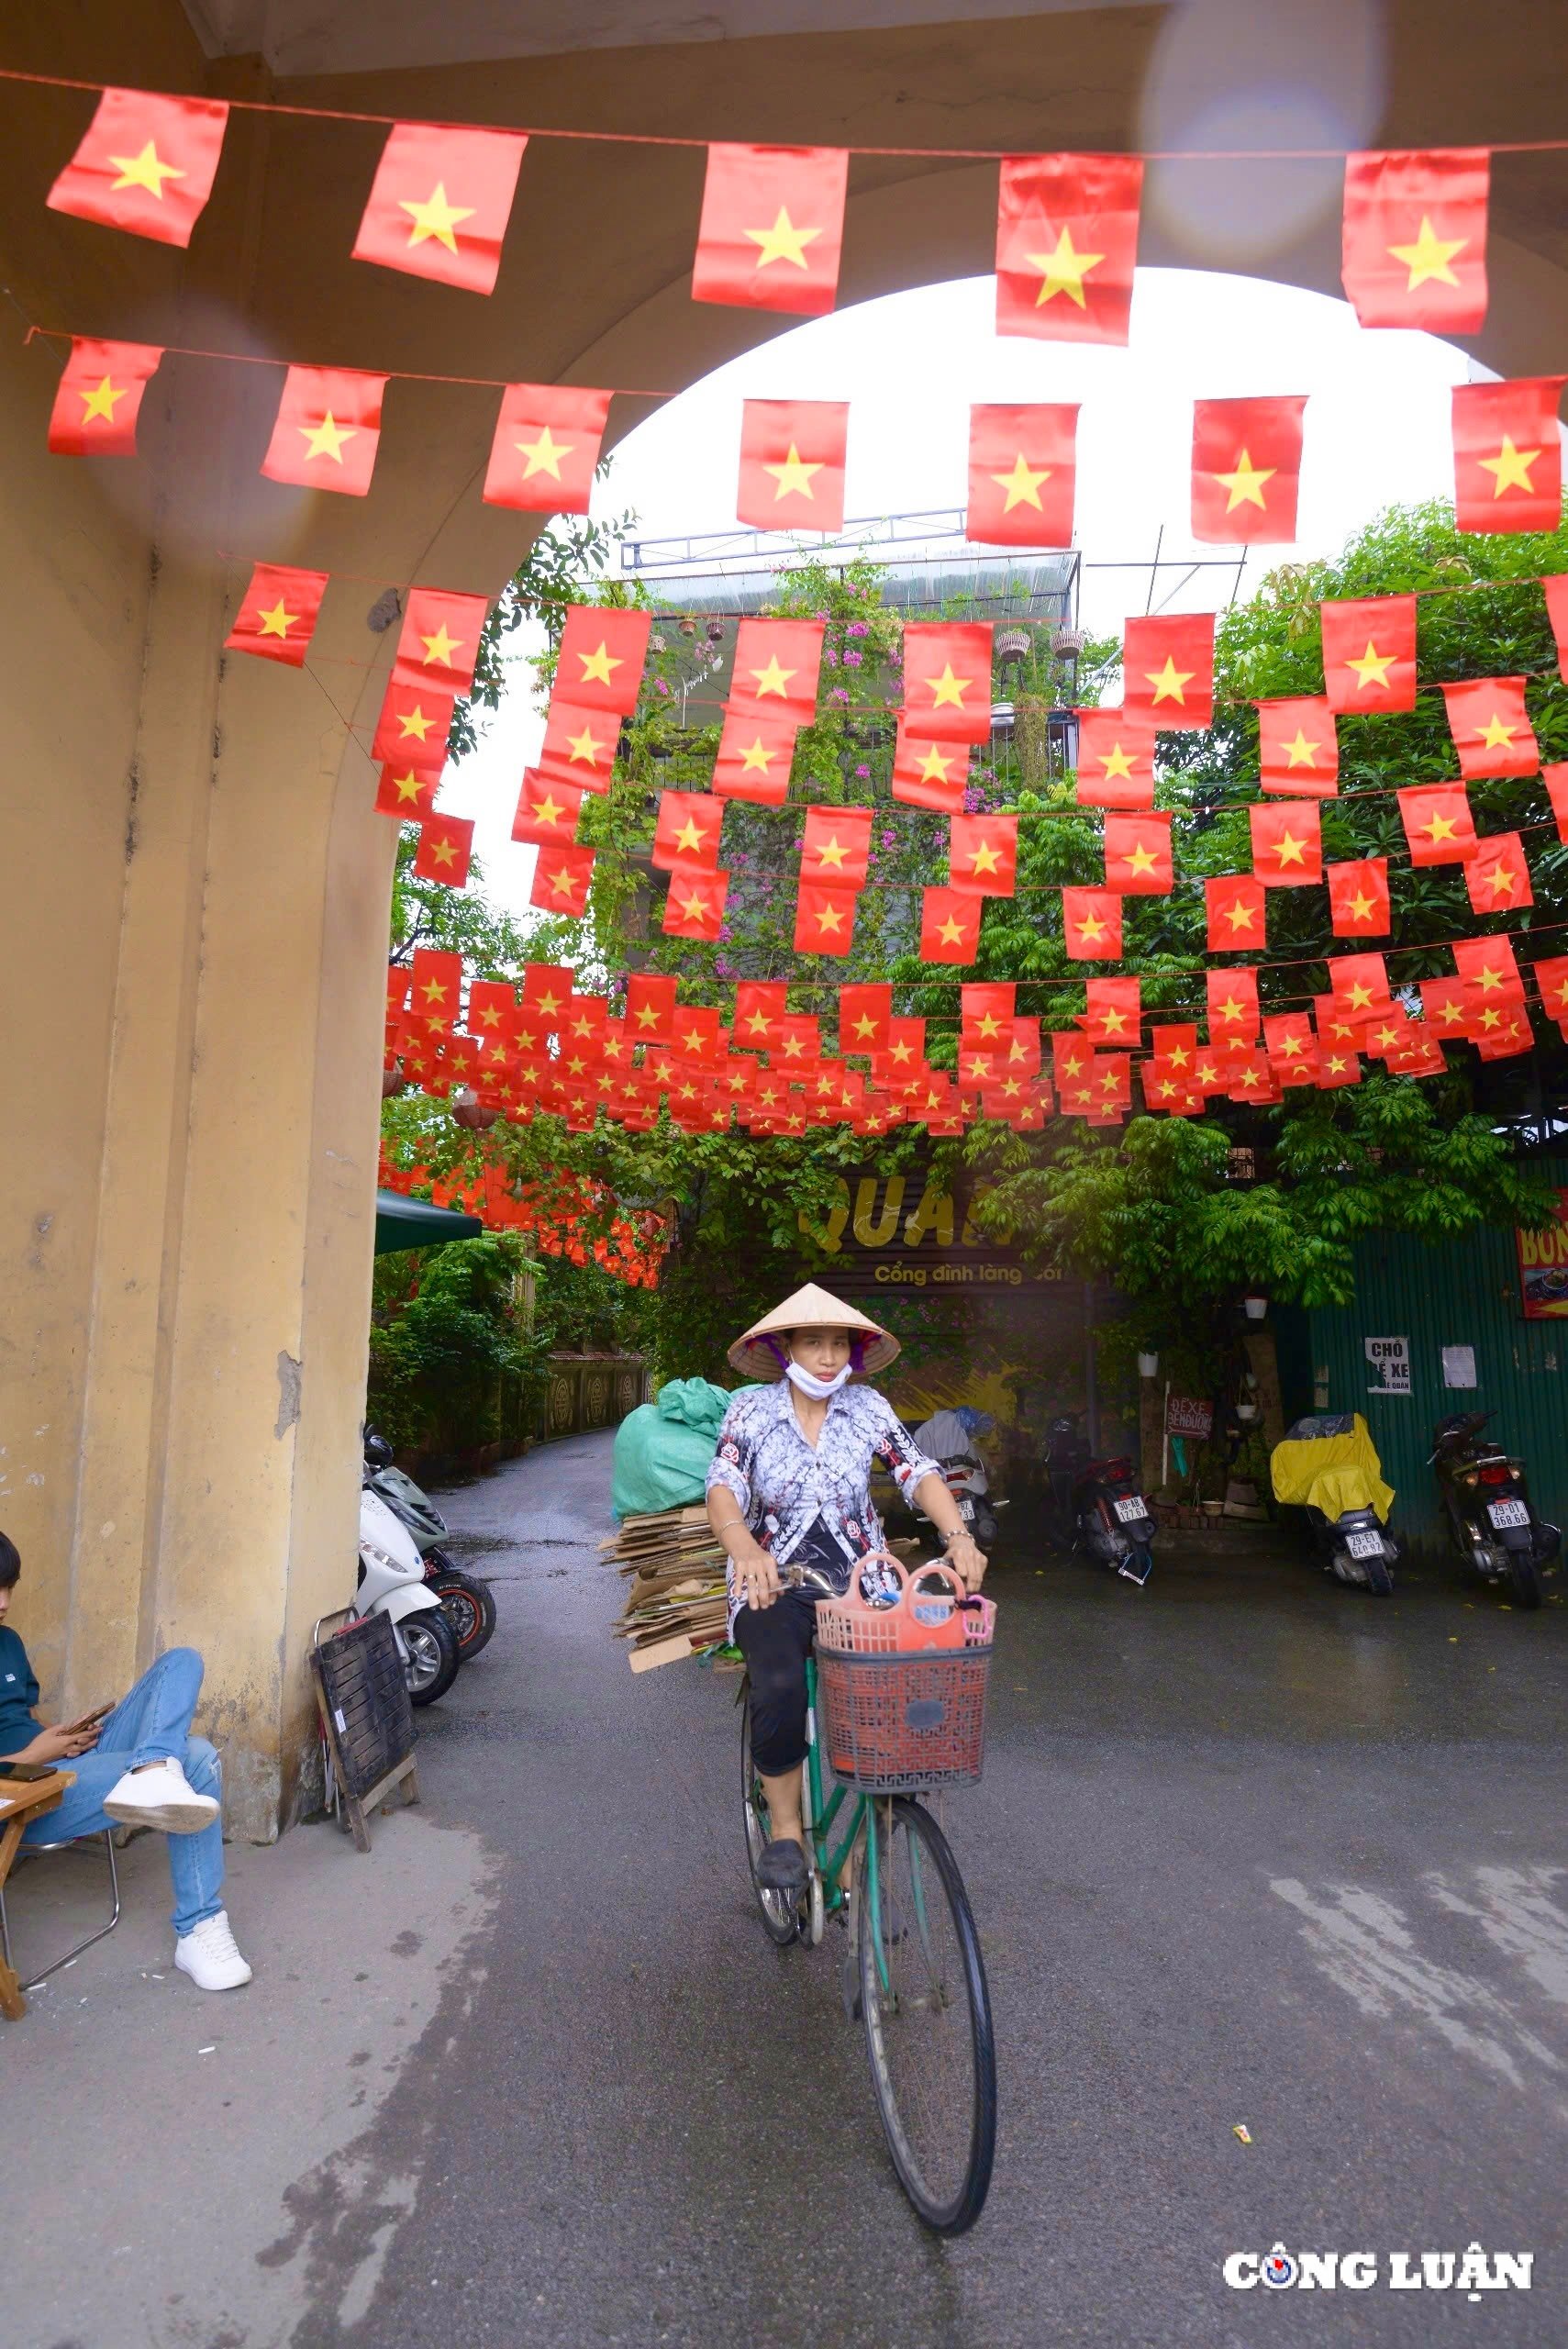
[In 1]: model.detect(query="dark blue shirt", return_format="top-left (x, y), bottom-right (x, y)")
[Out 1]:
top-left (0, 1626), bottom-right (41, 1756)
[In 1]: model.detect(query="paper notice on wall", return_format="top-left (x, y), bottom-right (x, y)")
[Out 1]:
top-left (1364, 1335), bottom-right (1410, 1394)
top-left (1441, 1344), bottom-right (1477, 1388)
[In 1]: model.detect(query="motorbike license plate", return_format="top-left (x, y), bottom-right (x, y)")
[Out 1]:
top-left (1487, 1499), bottom-right (1530, 1529)
top-left (1113, 1497), bottom-right (1147, 1524)
top-left (1345, 1531), bottom-right (1384, 1559)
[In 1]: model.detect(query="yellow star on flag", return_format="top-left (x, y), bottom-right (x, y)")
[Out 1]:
top-left (418, 976), bottom-right (449, 1006)
top-left (430, 837), bottom-right (458, 868)
top-left (1283, 729), bottom-right (1320, 768)
top-left (991, 452), bottom-right (1051, 512)
top-left (888, 1039), bottom-right (914, 1065)
top-left (1345, 639), bottom-right (1396, 691)
top-left (815, 833), bottom-right (851, 870)
top-left (1474, 966), bottom-right (1505, 995)
top-left (108, 141), bottom-right (185, 199)
top-left (1075, 911), bottom-right (1107, 945)
top-left (1422, 812), bottom-right (1459, 845)
top-left (743, 206), bottom-right (821, 271)
top-left (749, 654), bottom-right (797, 698)
top-left (1386, 215), bottom-right (1467, 291)
top-left (398, 706), bottom-right (436, 742)
top-left (576, 641), bottom-right (621, 690)
top-left (928, 663), bottom-right (972, 709)
top-left (399, 182), bottom-right (476, 252)
top-left (516, 425), bottom-right (573, 481)
top-left (973, 1012), bottom-right (1004, 1039)
top-left (1478, 1006), bottom-right (1503, 1031)
top-left (1346, 981), bottom-right (1374, 1011)
top-left (1098, 1008), bottom-right (1128, 1035)
top-left (1122, 842), bottom-right (1158, 877)
top-left (967, 841), bottom-right (1003, 877)
top-left (938, 915), bottom-right (968, 947)
top-left (673, 818), bottom-right (708, 855)
top-left (419, 624), bottom-right (464, 670)
top-left (1024, 225), bottom-right (1104, 309)
top-left (1487, 863), bottom-right (1518, 899)
top-left (1475, 714), bottom-right (1517, 751)
top-left (1212, 448), bottom-right (1276, 513)
top-left (1347, 890), bottom-right (1376, 923)
top-left (814, 901), bottom-right (847, 935)
top-left (299, 410), bottom-right (358, 464)
top-left (1166, 1043), bottom-right (1191, 1069)
top-left (1280, 1036), bottom-right (1305, 1059)
top-left (738, 736), bottom-right (776, 774)
top-left (79, 375), bottom-right (128, 425)
top-left (1216, 994), bottom-right (1244, 1023)
top-left (536, 990), bottom-right (562, 1017)
top-left (564, 726), bottom-right (605, 768)
top-left (1477, 434), bottom-right (1541, 498)
top-left (917, 744), bottom-right (955, 783)
top-left (743, 1009), bottom-right (773, 1037)
top-left (1098, 742), bottom-right (1136, 782)
top-left (851, 1014), bottom-right (879, 1041)
top-left (532, 792), bottom-right (565, 828)
top-left (1327, 1053), bottom-right (1349, 1076)
top-left (763, 443), bottom-right (823, 501)
top-left (257, 599), bottom-right (296, 640)
top-left (1145, 656), bottom-right (1194, 705)
top-left (549, 866), bottom-right (578, 899)
top-left (678, 890), bottom-right (712, 922)
top-left (1225, 900), bottom-right (1256, 933)
top-left (390, 771), bottom-right (425, 806)
top-left (632, 1005), bottom-right (661, 1031)
top-left (1273, 829), bottom-right (1307, 867)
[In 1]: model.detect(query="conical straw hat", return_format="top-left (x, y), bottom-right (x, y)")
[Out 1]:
top-left (728, 1282), bottom-right (899, 1380)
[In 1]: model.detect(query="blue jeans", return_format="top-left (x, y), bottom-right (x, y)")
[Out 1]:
top-left (22, 1646), bottom-right (225, 1937)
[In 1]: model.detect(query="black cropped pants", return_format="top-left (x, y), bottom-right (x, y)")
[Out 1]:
top-left (734, 1587), bottom-right (819, 1774)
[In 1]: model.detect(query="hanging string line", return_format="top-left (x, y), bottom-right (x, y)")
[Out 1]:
top-left (9, 62), bottom-right (1568, 164)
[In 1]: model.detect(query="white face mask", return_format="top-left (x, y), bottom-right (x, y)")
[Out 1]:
top-left (785, 1359), bottom-right (852, 1401)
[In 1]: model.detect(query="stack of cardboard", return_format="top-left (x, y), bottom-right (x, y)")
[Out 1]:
top-left (603, 1505), bottom-right (735, 1673)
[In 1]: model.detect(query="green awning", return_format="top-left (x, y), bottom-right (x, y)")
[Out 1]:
top-left (373, 1189), bottom-right (484, 1254)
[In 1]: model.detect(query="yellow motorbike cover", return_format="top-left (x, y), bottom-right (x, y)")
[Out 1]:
top-left (1269, 1413), bottom-right (1395, 1524)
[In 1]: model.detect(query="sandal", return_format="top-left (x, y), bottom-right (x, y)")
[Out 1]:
top-left (757, 1836), bottom-right (809, 1891)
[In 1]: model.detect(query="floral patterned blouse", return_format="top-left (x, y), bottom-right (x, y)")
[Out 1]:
top-left (706, 1378), bottom-right (939, 1631)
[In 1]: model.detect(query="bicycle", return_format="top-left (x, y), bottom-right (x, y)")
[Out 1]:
top-left (739, 1560), bottom-right (998, 2234)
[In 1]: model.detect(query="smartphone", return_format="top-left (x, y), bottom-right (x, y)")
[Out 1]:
top-left (67, 1701), bottom-right (114, 1732)
top-left (0, 1759), bottom-right (56, 1781)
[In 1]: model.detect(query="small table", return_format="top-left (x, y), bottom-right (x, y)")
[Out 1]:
top-left (0, 1772), bottom-right (73, 2020)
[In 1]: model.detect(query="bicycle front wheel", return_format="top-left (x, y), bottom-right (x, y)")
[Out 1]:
top-left (857, 1796), bottom-right (996, 2233)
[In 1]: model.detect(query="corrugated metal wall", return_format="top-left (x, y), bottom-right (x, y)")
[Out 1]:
top-left (1303, 1161), bottom-right (1568, 1558)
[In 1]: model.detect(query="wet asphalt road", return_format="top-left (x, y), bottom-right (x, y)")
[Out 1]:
top-left (326, 1430), bottom-right (1568, 2349)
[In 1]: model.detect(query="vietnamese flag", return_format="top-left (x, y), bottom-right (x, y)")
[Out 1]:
top-left (1192, 396), bottom-right (1307, 545)
top-left (795, 881), bottom-right (859, 956)
top-left (1258, 696), bottom-right (1338, 795)
top-left (1420, 976), bottom-right (1484, 1041)
top-left (1150, 1023), bottom-right (1199, 1076)
top-left (1451, 379), bottom-right (1565, 535)
top-left (962, 983), bottom-right (1016, 1046)
top-left (1206, 874), bottom-right (1265, 953)
top-left (880, 1017), bottom-right (926, 1081)
top-left (1543, 580), bottom-right (1568, 684)
top-left (951, 813), bottom-right (1018, 896)
top-left (353, 123), bottom-right (528, 294)
top-left (1329, 952), bottom-right (1392, 1019)
top-left (1341, 149), bottom-right (1488, 331)
top-left (373, 680), bottom-right (455, 774)
top-left (892, 725), bottom-right (966, 812)
top-left (414, 812), bottom-right (473, 887)
top-left (1074, 708), bottom-right (1155, 807)
top-left (1465, 833), bottom-right (1534, 914)
top-left (737, 400), bottom-right (848, 532)
top-left (521, 964), bottom-right (574, 1021)
top-left (772, 1014), bottom-right (822, 1069)
top-left (732, 979), bottom-right (786, 1050)
top-left (512, 772), bottom-right (584, 846)
top-left (1104, 810), bottom-right (1173, 895)
top-left (261, 367), bottom-right (386, 496)
top-left (919, 887), bottom-right (984, 963)
top-left (1207, 968), bottom-right (1260, 1046)
top-left (1399, 783), bottom-right (1476, 865)
top-left (531, 846), bottom-right (596, 918)
top-left (1320, 593), bottom-right (1418, 713)
top-left (1250, 798), bottom-right (1321, 886)
top-left (1449, 935), bottom-right (1524, 1007)
top-left (662, 868), bottom-right (729, 941)
top-left (375, 764), bottom-right (439, 820)
top-left (1440, 676), bottom-right (1539, 778)
top-left (692, 143), bottom-right (848, 315)
top-left (902, 623), bottom-right (995, 742)
top-left (672, 1006), bottom-right (723, 1064)
top-left (653, 789), bottom-right (724, 873)
top-left (1062, 887), bottom-right (1122, 961)
top-left (467, 980), bottom-right (519, 1045)
top-left (1081, 976), bottom-right (1140, 1047)
top-left (966, 404), bottom-right (1078, 546)
top-left (1122, 613), bottom-right (1214, 730)
top-left (538, 700), bottom-right (618, 792)
top-left (1315, 1036), bottom-right (1362, 1088)
top-left (395, 589), bottom-right (489, 693)
top-left (1264, 1013), bottom-right (1317, 1084)
top-left (728, 618), bottom-right (825, 722)
top-left (557, 607), bottom-right (650, 713)
top-left (623, 973), bottom-right (678, 1047)
top-left (840, 985), bottom-right (892, 1054)
top-left (1544, 763), bottom-right (1568, 842)
top-left (224, 562), bottom-right (328, 667)
top-left (801, 805), bottom-right (872, 886)
top-left (1328, 857), bottom-right (1391, 937)
top-left (47, 338), bottom-right (163, 457)
top-left (484, 384), bottom-right (611, 515)
top-left (995, 153), bottom-right (1142, 346)
top-left (49, 88), bottom-right (228, 247)
top-left (713, 711), bottom-right (796, 804)
top-left (1531, 955), bottom-right (1568, 1026)
top-left (409, 949), bottom-right (462, 1025)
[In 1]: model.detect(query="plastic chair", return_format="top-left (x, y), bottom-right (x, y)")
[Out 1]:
top-left (0, 1830), bottom-right (120, 1992)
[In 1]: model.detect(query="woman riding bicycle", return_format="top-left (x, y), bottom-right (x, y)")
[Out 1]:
top-left (706, 1284), bottom-right (987, 1895)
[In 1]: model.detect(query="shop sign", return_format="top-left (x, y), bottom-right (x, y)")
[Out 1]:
top-left (1516, 1189), bottom-right (1568, 1319)
top-left (1165, 1394), bottom-right (1214, 1439)
top-left (798, 1168), bottom-right (1064, 1291)
top-left (1364, 1336), bottom-right (1410, 1395)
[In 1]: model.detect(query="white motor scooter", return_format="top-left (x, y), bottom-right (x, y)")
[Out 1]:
top-left (356, 1482), bottom-right (462, 1705)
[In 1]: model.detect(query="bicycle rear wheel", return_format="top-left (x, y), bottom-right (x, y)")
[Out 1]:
top-left (740, 1685), bottom-right (802, 1947)
top-left (857, 1795), bottom-right (996, 2233)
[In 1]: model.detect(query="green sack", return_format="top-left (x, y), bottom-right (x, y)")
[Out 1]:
top-left (611, 1377), bottom-right (750, 1520)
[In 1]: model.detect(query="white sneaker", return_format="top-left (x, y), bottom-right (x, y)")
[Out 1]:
top-left (174, 1910), bottom-right (252, 1991)
top-left (103, 1757), bottom-right (219, 1835)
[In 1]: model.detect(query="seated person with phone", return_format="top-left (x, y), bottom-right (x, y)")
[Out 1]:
top-left (0, 1530), bottom-right (251, 1991)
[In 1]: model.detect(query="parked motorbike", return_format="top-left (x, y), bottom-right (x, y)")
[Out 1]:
top-left (1429, 1409), bottom-right (1562, 1610)
top-left (1270, 1413), bottom-right (1397, 1596)
top-left (1041, 1411), bottom-right (1092, 1552)
top-left (357, 1481), bottom-right (462, 1704)
top-left (363, 1431), bottom-right (498, 1657)
top-left (1071, 1451), bottom-right (1158, 1586)
top-left (910, 1407), bottom-right (1004, 1552)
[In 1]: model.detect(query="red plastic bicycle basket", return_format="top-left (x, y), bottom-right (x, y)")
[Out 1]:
top-left (815, 1637), bottom-right (994, 1792)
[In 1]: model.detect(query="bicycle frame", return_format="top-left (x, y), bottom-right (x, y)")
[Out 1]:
top-left (802, 1656), bottom-right (902, 1998)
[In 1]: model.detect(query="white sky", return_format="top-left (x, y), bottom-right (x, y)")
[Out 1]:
top-left (438, 266), bottom-right (1479, 924)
